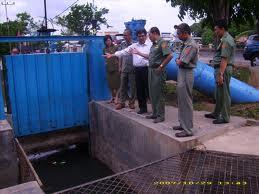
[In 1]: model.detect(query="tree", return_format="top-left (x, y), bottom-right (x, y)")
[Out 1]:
top-left (56, 3), bottom-right (109, 35)
top-left (201, 28), bottom-right (214, 45)
top-left (190, 22), bottom-right (203, 37)
top-left (165, 0), bottom-right (259, 26)
top-left (0, 12), bottom-right (39, 56)
top-left (16, 12), bottom-right (40, 35)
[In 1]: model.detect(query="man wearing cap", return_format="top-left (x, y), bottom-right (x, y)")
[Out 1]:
top-left (173, 23), bottom-right (198, 137)
top-left (204, 19), bottom-right (235, 124)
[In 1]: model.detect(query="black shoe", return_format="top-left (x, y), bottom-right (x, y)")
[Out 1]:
top-left (137, 109), bottom-right (147, 114)
top-left (204, 113), bottom-right (217, 119)
top-left (146, 115), bottom-right (157, 119)
top-left (172, 126), bottom-right (184, 131)
top-left (153, 117), bottom-right (165, 123)
top-left (213, 119), bottom-right (229, 124)
top-left (175, 131), bottom-right (193, 138)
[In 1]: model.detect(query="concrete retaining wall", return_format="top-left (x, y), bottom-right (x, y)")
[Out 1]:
top-left (0, 120), bottom-right (18, 189)
top-left (89, 102), bottom-right (197, 173)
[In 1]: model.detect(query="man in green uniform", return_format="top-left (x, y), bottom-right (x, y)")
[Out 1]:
top-left (172, 23), bottom-right (198, 138)
top-left (205, 19), bottom-right (235, 124)
top-left (146, 27), bottom-right (172, 123)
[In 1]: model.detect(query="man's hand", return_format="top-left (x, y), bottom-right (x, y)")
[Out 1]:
top-left (176, 59), bottom-right (182, 66)
top-left (217, 73), bottom-right (224, 85)
top-left (155, 65), bottom-right (163, 74)
top-left (129, 48), bottom-right (140, 55)
top-left (102, 53), bottom-right (113, 59)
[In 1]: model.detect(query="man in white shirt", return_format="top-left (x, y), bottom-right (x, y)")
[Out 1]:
top-left (104, 29), bottom-right (152, 114)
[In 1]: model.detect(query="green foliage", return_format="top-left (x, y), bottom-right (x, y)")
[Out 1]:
top-left (166, 0), bottom-right (259, 27)
top-left (229, 22), bottom-right (256, 38)
top-left (16, 12), bottom-right (40, 35)
top-left (0, 12), bottom-right (39, 56)
top-left (190, 23), bottom-right (203, 37)
top-left (201, 28), bottom-right (214, 45)
top-left (56, 3), bottom-right (109, 35)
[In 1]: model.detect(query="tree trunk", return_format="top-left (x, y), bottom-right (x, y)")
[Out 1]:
top-left (209, 0), bottom-right (230, 24)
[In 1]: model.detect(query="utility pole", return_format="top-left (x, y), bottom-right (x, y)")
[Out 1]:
top-left (44, 0), bottom-right (48, 29)
top-left (1, 0), bottom-right (14, 23)
top-left (1, 0), bottom-right (15, 52)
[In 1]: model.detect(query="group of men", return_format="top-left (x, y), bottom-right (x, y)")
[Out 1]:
top-left (104, 19), bottom-right (235, 138)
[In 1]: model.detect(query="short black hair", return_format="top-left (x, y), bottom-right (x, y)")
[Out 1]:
top-left (215, 19), bottom-right (228, 30)
top-left (174, 25), bottom-right (178, 29)
top-left (104, 35), bottom-right (113, 44)
top-left (177, 23), bottom-right (191, 35)
top-left (149, 27), bottom-right (160, 35)
top-left (136, 29), bottom-right (147, 36)
top-left (124, 29), bottom-right (132, 36)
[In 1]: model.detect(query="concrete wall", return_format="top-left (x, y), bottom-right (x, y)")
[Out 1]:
top-left (89, 102), bottom-right (197, 173)
top-left (0, 120), bottom-right (19, 189)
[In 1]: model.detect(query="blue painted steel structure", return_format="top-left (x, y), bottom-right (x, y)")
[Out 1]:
top-left (0, 76), bottom-right (5, 120)
top-left (0, 36), bottom-right (110, 136)
top-left (124, 19), bottom-right (146, 41)
top-left (5, 53), bottom-right (88, 136)
top-left (167, 54), bottom-right (259, 103)
top-left (86, 39), bottom-right (111, 100)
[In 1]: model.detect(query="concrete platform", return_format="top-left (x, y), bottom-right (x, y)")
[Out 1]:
top-left (203, 126), bottom-right (259, 156)
top-left (0, 120), bottom-right (19, 189)
top-left (0, 181), bottom-right (44, 194)
top-left (89, 101), bottom-right (247, 173)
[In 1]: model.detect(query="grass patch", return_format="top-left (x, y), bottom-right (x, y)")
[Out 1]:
top-left (232, 67), bottom-right (250, 83)
top-left (165, 82), bottom-right (259, 120)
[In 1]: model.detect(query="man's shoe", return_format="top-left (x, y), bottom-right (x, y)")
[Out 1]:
top-left (175, 131), bottom-right (193, 138)
top-left (137, 109), bottom-right (147, 114)
top-left (172, 126), bottom-right (184, 131)
top-left (204, 113), bottom-right (217, 119)
top-left (145, 115), bottom-right (157, 119)
top-left (115, 103), bottom-right (125, 110)
top-left (153, 117), bottom-right (165, 123)
top-left (129, 104), bottom-right (135, 109)
top-left (213, 119), bottom-right (229, 124)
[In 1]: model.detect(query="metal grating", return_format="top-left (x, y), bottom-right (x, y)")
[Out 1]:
top-left (55, 150), bottom-right (259, 194)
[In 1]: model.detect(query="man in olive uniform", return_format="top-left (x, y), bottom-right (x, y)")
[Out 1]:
top-left (173, 23), bottom-right (198, 137)
top-left (146, 27), bottom-right (173, 123)
top-left (116, 29), bottom-right (136, 110)
top-left (205, 19), bottom-right (235, 124)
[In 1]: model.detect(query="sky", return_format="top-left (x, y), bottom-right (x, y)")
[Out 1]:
top-left (0, 0), bottom-right (195, 33)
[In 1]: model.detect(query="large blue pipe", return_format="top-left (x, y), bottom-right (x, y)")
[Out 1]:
top-left (166, 55), bottom-right (259, 103)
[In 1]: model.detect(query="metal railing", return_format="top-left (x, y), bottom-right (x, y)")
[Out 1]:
top-left (55, 150), bottom-right (259, 194)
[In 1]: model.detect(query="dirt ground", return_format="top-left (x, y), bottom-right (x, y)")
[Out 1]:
top-left (165, 68), bottom-right (259, 120)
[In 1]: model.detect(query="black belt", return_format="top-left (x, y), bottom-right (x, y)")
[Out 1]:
top-left (214, 64), bottom-right (233, 68)
top-left (135, 66), bottom-right (148, 69)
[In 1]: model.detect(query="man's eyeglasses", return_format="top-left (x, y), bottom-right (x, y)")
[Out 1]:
top-left (138, 35), bottom-right (146, 38)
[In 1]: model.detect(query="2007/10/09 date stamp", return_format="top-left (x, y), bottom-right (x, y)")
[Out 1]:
top-left (154, 181), bottom-right (248, 186)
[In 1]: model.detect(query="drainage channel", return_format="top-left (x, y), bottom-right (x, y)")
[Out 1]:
top-left (30, 143), bottom-right (113, 193)
top-left (55, 150), bottom-right (259, 194)
top-left (14, 126), bottom-right (114, 194)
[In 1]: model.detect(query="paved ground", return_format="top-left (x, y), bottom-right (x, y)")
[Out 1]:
top-left (106, 102), bottom-right (247, 145)
top-left (203, 126), bottom-right (259, 156)
top-left (199, 50), bottom-right (250, 67)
